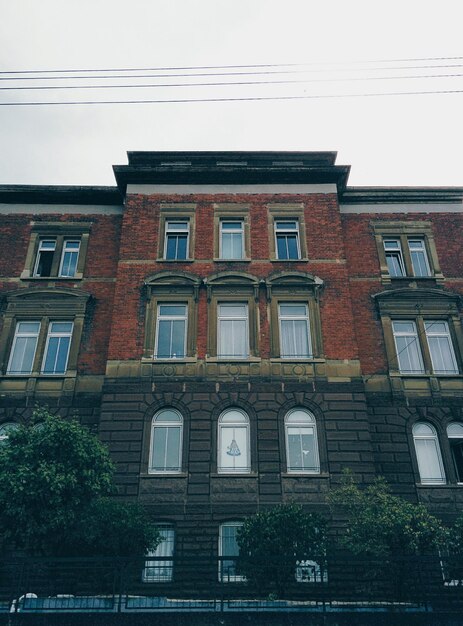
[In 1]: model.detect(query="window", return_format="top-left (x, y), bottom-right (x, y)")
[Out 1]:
top-left (155, 304), bottom-right (187, 359)
top-left (143, 525), bottom-right (175, 582)
top-left (285, 408), bottom-right (320, 474)
top-left (279, 303), bottom-right (312, 358)
top-left (275, 220), bottom-right (300, 260)
top-left (373, 221), bottom-right (442, 283)
top-left (42, 322), bottom-right (73, 374)
top-left (164, 220), bottom-right (189, 260)
top-left (220, 221), bottom-right (244, 259)
top-left (392, 320), bottom-right (459, 375)
top-left (149, 409), bottom-right (183, 473)
top-left (219, 522), bottom-right (244, 582)
top-left (0, 422), bottom-right (19, 444)
top-left (217, 303), bottom-right (249, 359)
top-left (0, 287), bottom-right (90, 380)
top-left (412, 422), bottom-right (446, 485)
top-left (21, 223), bottom-right (90, 280)
top-left (447, 423), bottom-right (463, 484)
top-left (7, 321), bottom-right (40, 374)
top-left (218, 408), bottom-right (250, 474)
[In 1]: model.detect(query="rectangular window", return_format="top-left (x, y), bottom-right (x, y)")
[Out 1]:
top-left (42, 321), bottom-right (73, 374)
top-left (392, 321), bottom-right (425, 374)
top-left (59, 240), bottom-right (81, 277)
top-left (143, 526), bottom-right (175, 582)
top-left (409, 239), bottom-right (431, 277)
top-left (164, 221), bottom-right (189, 260)
top-left (383, 239), bottom-right (405, 277)
top-left (424, 321), bottom-right (458, 374)
top-left (7, 321), bottom-right (40, 374)
top-left (219, 523), bottom-right (244, 582)
top-left (220, 221), bottom-right (244, 259)
top-left (217, 303), bottom-right (249, 359)
top-left (275, 220), bottom-right (300, 260)
top-left (34, 240), bottom-right (56, 277)
top-left (279, 303), bottom-right (312, 358)
top-left (155, 304), bottom-right (187, 359)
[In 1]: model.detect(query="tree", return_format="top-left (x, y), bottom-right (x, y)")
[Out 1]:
top-left (0, 407), bottom-right (158, 557)
top-left (328, 473), bottom-right (447, 557)
top-left (237, 504), bottom-right (327, 596)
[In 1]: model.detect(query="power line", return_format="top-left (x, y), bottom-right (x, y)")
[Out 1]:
top-left (1, 88), bottom-right (463, 106)
top-left (1, 64), bottom-right (463, 82)
top-left (1, 73), bottom-right (463, 92)
top-left (1, 55), bottom-right (462, 75)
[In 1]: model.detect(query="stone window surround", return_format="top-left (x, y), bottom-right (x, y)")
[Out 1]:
top-left (372, 221), bottom-right (443, 283)
top-left (0, 287), bottom-right (91, 378)
top-left (268, 203), bottom-right (308, 262)
top-left (157, 204), bottom-right (196, 262)
top-left (373, 288), bottom-right (463, 377)
top-left (21, 222), bottom-right (91, 281)
top-left (213, 203), bottom-right (251, 261)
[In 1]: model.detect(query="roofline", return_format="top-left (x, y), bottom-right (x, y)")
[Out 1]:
top-left (0, 185), bottom-right (123, 205)
top-left (342, 187), bottom-right (463, 204)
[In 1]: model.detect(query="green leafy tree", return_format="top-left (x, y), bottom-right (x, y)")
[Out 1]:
top-left (237, 504), bottom-right (327, 596)
top-left (328, 473), bottom-right (447, 557)
top-left (0, 408), bottom-right (158, 557)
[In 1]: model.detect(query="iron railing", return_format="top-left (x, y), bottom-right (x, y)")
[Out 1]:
top-left (0, 554), bottom-right (462, 614)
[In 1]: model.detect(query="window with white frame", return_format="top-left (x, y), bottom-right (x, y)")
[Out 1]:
top-left (381, 236), bottom-right (432, 278)
top-left (220, 220), bottom-right (244, 260)
top-left (143, 525), bottom-right (175, 582)
top-left (59, 240), bottom-right (81, 277)
top-left (285, 408), bottom-right (320, 474)
top-left (275, 220), bottom-right (300, 260)
top-left (42, 322), bottom-right (74, 374)
top-left (0, 422), bottom-right (19, 444)
top-left (279, 303), bottom-right (312, 358)
top-left (408, 239), bottom-right (431, 277)
top-left (447, 423), bottom-right (463, 484)
top-left (164, 220), bottom-right (189, 260)
top-left (383, 239), bottom-right (405, 277)
top-left (392, 320), bottom-right (459, 375)
top-left (155, 304), bottom-right (187, 359)
top-left (34, 240), bottom-right (56, 277)
top-left (217, 303), bottom-right (249, 359)
top-left (149, 409), bottom-right (183, 473)
top-left (219, 522), bottom-right (244, 582)
top-left (218, 408), bottom-right (250, 474)
top-left (412, 422), bottom-right (446, 485)
top-left (7, 321), bottom-right (41, 374)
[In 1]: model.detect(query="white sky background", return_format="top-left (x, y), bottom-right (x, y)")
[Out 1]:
top-left (0, 0), bottom-right (462, 187)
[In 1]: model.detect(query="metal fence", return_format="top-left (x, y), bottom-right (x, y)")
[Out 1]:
top-left (0, 554), bottom-right (462, 614)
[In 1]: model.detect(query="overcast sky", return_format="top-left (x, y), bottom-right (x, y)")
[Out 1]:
top-left (1, 1), bottom-right (462, 187)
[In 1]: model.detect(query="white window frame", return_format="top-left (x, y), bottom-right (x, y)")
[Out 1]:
top-left (275, 220), bottom-right (301, 260)
top-left (217, 303), bottom-right (249, 359)
top-left (143, 524), bottom-right (175, 582)
top-left (217, 408), bottom-right (251, 474)
top-left (392, 321), bottom-right (425, 374)
top-left (447, 423), bottom-right (463, 485)
top-left (412, 422), bottom-right (446, 485)
top-left (41, 321), bottom-right (74, 375)
top-left (149, 409), bottom-right (183, 474)
top-left (6, 321), bottom-right (41, 375)
top-left (219, 522), bottom-right (245, 582)
top-left (154, 304), bottom-right (188, 360)
top-left (58, 240), bottom-right (81, 278)
top-left (278, 303), bottom-right (312, 359)
top-left (424, 321), bottom-right (459, 375)
top-left (383, 238), bottom-right (405, 277)
top-left (285, 408), bottom-right (320, 474)
top-left (408, 238), bottom-right (431, 277)
top-left (164, 220), bottom-right (190, 260)
top-left (33, 239), bottom-right (57, 277)
top-left (219, 220), bottom-right (244, 260)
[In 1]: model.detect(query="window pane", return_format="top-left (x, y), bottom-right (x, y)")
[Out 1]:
top-left (165, 233), bottom-right (188, 260)
top-left (60, 241), bottom-right (80, 277)
top-left (144, 527), bottom-right (175, 582)
top-left (156, 319), bottom-right (186, 358)
top-left (159, 305), bottom-right (186, 316)
top-left (392, 322), bottom-right (424, 373)
top-left (409, 240), bottom-right (431, 277)
top-left (42, 336), bottom-right (71, 374)
top-left (276, 221), bottom-right (297, 230)
top-left (151, 427), bottom-right (168, 470)
top-left (50, 321), bottom-right (73, 333)
top-left (219, 319), bottom-right (247, 358)
top-left (8, 323), bottom-right (40, 374)
top-left (386, 253), bottom-right (405, 277)
top-left (414, 438), bottom-right (445, 484)
top-left (165, 427), bottom-right (181, 470)
top-left (425, 321), bottom-right (458, 374)
top-left (280, 304), bottom-right (307, 317)
top-left (219, 523), bottom-right (243, 582)
top-left (287, 428), bottom-right (318, 472)
top-left (280, 319), bottom-right (310, 358)
top-left (219, 303), bottom-right (247, 317)
top-left (286, 235), bottom-right (299, 259)
top-left (155, 409), bottom-right (182, 423)
top-left (219, 426), bottom-right (248, 471)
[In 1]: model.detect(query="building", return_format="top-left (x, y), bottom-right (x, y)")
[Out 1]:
top-left (1, 151), bottom-right (463, 577)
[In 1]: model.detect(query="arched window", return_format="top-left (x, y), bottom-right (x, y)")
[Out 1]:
top-left (219, 522), bottom-right (244, 582)
top-left (412, 422), bottom-right (445, 484)
top-left (149, 409), bottom-right (183, 473)
top-left (0, 422), bottom-right (19, 444)
top-left (447, 423), bottom-right (463, 484)
top-left (285, 408), bottom-right (320, 474)
top-left (218, 409), bottom-right (250, 474)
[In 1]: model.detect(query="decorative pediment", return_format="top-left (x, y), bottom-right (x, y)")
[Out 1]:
top-left (265, 271), bottom-right (323, 301)
top-left (145, 271), bottom-right (202, 301)
top-left (205, 272), bottom-right (260, 302)
top-left (4, 287), bottom-right (91, 315)
top-left (373, 287), bottom-right (461, 316)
